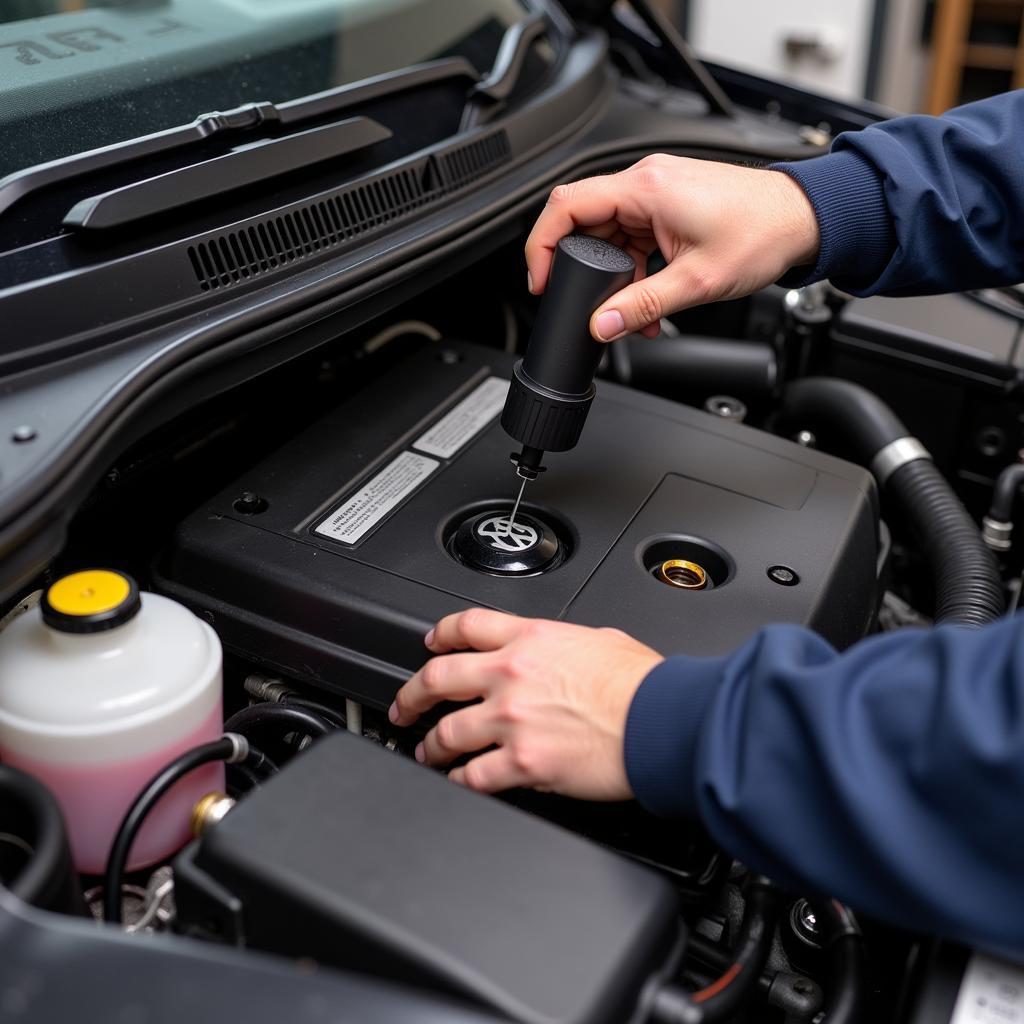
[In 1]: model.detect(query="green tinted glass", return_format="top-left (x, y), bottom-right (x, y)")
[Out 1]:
top-left (0, 0), bottom-right (528, 176)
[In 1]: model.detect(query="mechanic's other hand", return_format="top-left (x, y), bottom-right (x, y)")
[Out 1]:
top-left (389, 610), bottom-right (663, 799)
top-left (525, 154), bottom-right (820, 341)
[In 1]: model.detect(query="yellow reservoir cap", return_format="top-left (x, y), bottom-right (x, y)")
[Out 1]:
top-left (42, 570), bottom-right (141, 634)
top-left (47, 570), bottom-right (131, 616)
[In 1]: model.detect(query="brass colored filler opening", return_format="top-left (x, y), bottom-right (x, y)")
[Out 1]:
top-left (656, 559), bottom-right (708, 590)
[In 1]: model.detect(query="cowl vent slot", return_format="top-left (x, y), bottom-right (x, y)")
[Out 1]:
top-left (437, 131), bottom-right (512, 190)
top-left (187, 130), bottom-right (511, 291)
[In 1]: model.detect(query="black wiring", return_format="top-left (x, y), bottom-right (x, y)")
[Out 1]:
top-left (650, 878), bottom-right (785, 1024)
top-left (103, 736), bottom-right (243, 924)
top-left (281, 695), bottom-right (347, 730)
top-left (223, 702), bottom-right (333, 740)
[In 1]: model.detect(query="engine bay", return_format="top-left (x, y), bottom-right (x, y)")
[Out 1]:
top-left (1, 218), bottom-right (1023, 1023)
top-left (157, 338), bottom-right (878, 710)
top-left (4, 0), bottom-right (1024, 1015)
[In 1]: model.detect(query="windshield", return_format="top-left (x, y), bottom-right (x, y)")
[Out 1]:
top-left (0, 0), bottom-right (530, 178)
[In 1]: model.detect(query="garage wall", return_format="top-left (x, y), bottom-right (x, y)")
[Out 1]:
top-left (687, 0), bottom-right (880, 100)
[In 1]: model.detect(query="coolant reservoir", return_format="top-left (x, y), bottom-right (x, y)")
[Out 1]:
top-left (0, 570), bottom-right (223, 874)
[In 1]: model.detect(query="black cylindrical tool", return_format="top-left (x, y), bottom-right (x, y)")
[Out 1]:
top-left (502, 234), bottom-right (635, 478)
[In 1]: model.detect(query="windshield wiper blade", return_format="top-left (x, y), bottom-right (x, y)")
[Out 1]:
top-left (63, 117), bottom-right (391, 231)
top-left (0, 58), bottom-right (479, 225)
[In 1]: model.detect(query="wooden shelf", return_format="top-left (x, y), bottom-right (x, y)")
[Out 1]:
top-left (927, 0), bottom-right (1024, 112)
top-left (974, 0), bottom-right (1024, 13)
top-left (964, 42), bottom-right (1018, 68)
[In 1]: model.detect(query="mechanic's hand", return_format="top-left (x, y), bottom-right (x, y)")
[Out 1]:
top-left (389, 610), bottom-right (663, 799)
top-left (525, 154), bottom-right (820, 341)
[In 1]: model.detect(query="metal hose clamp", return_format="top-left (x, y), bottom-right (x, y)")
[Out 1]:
top-left (870, 437), bottom-right (931, 487)
top-left (982, 516), bottom-right (1014, 552)
top-left (223, 732), bottom-right (250, 764)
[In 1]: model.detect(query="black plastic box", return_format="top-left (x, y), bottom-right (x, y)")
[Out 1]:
top-left (174, 732), bottom-right (683, 1024)
top-left (157, 341), bottom-right (879, 708)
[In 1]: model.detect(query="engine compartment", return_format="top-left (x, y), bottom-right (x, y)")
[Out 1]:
top-left (2, 224), bottom-right (1023, 1022)
top-left (156, 339), bottom-right (878, 710)
top-left (4, 0), bottom-right (1023, 1014)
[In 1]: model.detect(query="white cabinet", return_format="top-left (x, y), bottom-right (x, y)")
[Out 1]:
top-left (688, 0), bottom-right (880, 100)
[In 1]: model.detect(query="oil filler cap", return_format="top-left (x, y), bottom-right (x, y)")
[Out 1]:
top-left (451, 510), bottom-right (561, 576)
top-left (41, 569), bottom-right (142, 634)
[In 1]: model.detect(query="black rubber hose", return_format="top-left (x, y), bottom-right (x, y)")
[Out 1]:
top-left (243, 745), bottom-right (280, 778)
top-left (783, 377), bottom-right (908, 465)
top-left (690, 879), bottom-right (785, 1023)
top-left (223, 702), bottom-right (334, 741)
top-left (226, 744), bottom-right (280, 795)
top-left (988, 462), bottom-right (1024, 521)
top-left (103, 736), bottom-right (241, 924)
top-left (783, 377), bottom-right (1004, 626)
top-left (650, 878), bottom-right (785, 1024)
top-left (611, 336), bottom-right (777, 400)
top-left (812, 901), bottom-right (867, 1024)
top-left (686, 933), bottom-right (824, 1023)
top-left (0, 765), bottom-right (84, 915)
top-left (685, 934), bottom-right (779, 1003)
top-left (889, 458), bottom-right (1005, 625)
top-left (281, 695), bottom-right (347, 730)
top-left (226, 763), bottom-right (264, 795)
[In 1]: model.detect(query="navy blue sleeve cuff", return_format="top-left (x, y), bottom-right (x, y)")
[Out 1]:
top-left (771, 147), bottom-right (896, 293)
top-left (624, 653), bottom-right (727, 818)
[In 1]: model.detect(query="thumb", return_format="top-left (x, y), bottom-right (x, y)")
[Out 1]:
top-left (589, 263), bottom-right (707, 342)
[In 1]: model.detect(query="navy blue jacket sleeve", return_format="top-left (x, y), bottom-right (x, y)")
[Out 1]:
top-left (772, 90), bottom-right (1024, 295)
top-left (623, 618), bottom-right (1024, 958)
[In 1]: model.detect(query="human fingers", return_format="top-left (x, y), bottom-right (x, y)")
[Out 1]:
top-left (590, 257), bottom-right (718, 341)
top-left (426, 608), bottom-right (528, 654)
top-left (526, 220), bottom-right (633, 293)
top-left (624, 249), bottom-right (662, 338)
top-left (390, 650), bottom-right (500, 726)
top-left (579, 220), bottom-right (627, 246)
top-left (524, 176), bottom-right (625, 293)
top-left (416, 703), bottom-right (495, 767)
top-left (447, 747), bottom-right (528, 793)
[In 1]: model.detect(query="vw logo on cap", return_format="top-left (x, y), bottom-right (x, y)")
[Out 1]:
top-left (450, 507), bottom-right (561, 576)
top-left (476, 515), bottom-right (539, 552)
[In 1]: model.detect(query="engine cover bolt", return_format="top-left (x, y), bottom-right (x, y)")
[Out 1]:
top-left (233, 491), bottom-right (268, 515)
top-left (704, 395), bottom-right (747, 422)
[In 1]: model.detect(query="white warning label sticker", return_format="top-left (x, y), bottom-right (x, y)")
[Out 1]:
top-left (951, 953), bottom-right (1024, 1024)
top-left (315, 451), bottom-right (438, 545)
top-left (413, 376), bottom-right (509, 459)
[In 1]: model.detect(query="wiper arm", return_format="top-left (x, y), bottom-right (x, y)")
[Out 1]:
top-left (460, 11), bottom-right (550, 131)
top-left (0, 58), bottom-right (479, 224)
top-left (64, 117), bottom-right (391, 231)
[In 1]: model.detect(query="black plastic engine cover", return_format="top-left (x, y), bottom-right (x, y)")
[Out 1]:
top-left (157, 341), bottom-right (879, 708)
top-left (173, 731), bottom-right (683, 1024)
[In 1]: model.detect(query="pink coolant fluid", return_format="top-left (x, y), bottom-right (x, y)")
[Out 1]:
top-left (0, 577), bottom-right (226, 877)
top-left (3, 702), bottom-right (224, 874)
